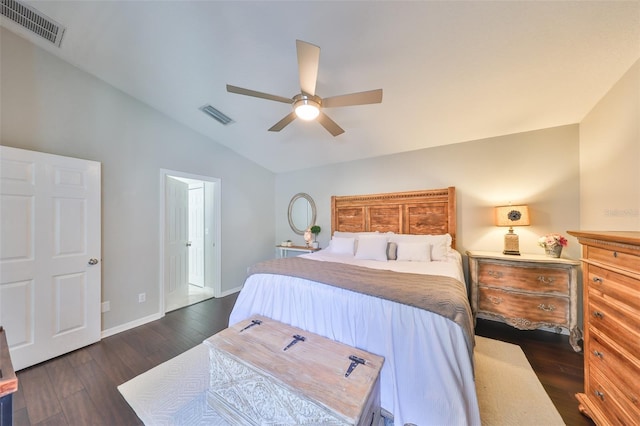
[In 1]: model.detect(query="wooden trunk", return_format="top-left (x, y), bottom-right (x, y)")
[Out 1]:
top-left (203, 315), bottom-right (383, 426)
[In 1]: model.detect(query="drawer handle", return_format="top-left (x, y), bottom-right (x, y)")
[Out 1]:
top-left (537, 276), bottom-right (555, 285)
top-left (594, 390), bottom-right (605, 401)
top-left (613, 251), bottom-right (618, 258)
top-left (487, 295), bottom-right (502, 305)
top-left (593, 311), bottom-right (605, 319)
top-left (487, 270), bottom-right (503, 279)
top-left (538, 304), bottom-right (556, 312)
top-left (593, 350), bottom-right (604, 359)
top-left (592, 277), bottom-right (603, 284)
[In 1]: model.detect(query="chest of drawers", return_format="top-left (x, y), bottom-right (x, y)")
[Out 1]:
top-left (467, 251), bottom-right (581, 351)
top-left (568, 231), bottom-right (640, 425)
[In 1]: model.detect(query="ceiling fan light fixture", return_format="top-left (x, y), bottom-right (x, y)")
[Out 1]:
top-left (293, 95), bottom-right (321, 121)
top-left (227, 40), bottom-right (382, 136)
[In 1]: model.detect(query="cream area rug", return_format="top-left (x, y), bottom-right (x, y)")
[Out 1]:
top-left (118, 336), bottom-right (564, 425)
top-left (474, 336), bottom-right (565, 426)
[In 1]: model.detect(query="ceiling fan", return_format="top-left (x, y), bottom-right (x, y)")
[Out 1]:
top-left (227, 40), bottom-right (383, 137)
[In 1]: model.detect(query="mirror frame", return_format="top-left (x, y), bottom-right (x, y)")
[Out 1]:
top-left (287, 193), bottom-right (317, 235)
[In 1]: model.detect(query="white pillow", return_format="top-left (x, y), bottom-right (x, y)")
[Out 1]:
top-left (388, 233), bottom-right (452, 260)
top-left (396, 242), bottom-right (432, 262)
top-left (430, 239), bottom-right (448, 261)
top-left (355, 235), bottom-right (389, 262)
top-left (333, 231), bottom-right (380, 239)
top-left (329, 237), bottom-right (356, 255)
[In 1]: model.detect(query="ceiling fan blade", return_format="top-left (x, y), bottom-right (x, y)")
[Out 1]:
top-left (322, 89), bottom-right (383, 108)
top-left (226, 84), bottom-right (291, 104)
top-left (268, 112), bottom-right (297, 132)
top-left (317, 112), bottom-right (345, 137)
top-left (296, 40), bottom-right (320, 96)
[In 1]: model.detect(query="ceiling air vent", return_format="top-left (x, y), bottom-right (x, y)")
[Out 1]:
top-left (200, 105), bottom-right (234, 126)
top-left (1, 0), bottom-right (65, 47)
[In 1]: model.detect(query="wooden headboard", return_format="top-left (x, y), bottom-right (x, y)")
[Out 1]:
top-left (331, 187), bottom-right (457, 249)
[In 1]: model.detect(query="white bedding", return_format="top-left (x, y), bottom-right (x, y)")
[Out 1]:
top-left (228, 249), bottom-right (480, 425)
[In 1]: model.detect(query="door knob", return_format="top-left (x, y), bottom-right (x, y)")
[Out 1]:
top-left (88, 258), bottom-right (99, 265)
top-left (186, 241), bottom-right (192, 247)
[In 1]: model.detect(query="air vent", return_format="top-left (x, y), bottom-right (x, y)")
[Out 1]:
top-left (1, 0), bottom-right (65, 47)
top-left (200, 105), bottom-right (234, 126)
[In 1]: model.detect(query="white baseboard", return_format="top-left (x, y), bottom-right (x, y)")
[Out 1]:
top-left (218, 286), bottom-right (242, 298)
top-left (101, 289), bottom-right (241, 339)
top-left (101, 312), bottom-right (163, 339)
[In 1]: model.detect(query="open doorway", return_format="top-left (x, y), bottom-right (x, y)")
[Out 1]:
top-left (159, 169), bottom-right (221, 314)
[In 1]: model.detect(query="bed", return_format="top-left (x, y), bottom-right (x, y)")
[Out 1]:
top-left (228, 187), bottom-right (480, 425)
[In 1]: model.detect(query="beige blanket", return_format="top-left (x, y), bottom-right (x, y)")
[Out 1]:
top-left (248, 257), bottom-right (474, 356)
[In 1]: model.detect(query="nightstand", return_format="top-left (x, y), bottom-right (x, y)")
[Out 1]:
top-left (275, 245), bottom-right (321, 258)
top-left (467, 250), bottom-right (581, 352)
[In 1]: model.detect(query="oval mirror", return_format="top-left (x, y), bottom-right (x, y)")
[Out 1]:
top-left (288, 193), bottom-right (316, 235)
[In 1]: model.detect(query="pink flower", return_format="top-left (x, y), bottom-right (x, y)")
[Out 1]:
top-left (538, 234), bottom-right (568, 248)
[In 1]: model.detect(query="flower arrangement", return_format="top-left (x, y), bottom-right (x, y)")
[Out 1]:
top-left (538, 233), bottom-right (568, 248)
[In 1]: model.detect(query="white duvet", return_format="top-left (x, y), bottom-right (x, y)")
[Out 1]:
top-left (229, 249), bottom-right (480, 426)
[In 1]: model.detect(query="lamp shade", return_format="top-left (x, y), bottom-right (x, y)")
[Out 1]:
top-left (495, 205), bottom-right (530, 227)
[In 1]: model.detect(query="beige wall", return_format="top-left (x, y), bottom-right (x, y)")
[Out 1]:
top-left (579, 59), bottom-right (640, 230)
top-left (276, 125), bottom-right (581, 261)
top-left (1, 28), bottom-right (275, 331)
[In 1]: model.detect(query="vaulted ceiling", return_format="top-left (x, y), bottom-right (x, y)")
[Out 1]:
top-left (2, 1), bottom-right (639, 172)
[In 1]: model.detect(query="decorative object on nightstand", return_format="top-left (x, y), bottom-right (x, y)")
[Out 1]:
top-left (303, 228), bottom-right (313, 247)
top-left (494, 205), bottom-right (530, 255)
top-left (467, 250), bottom-right (581, 351)
top-left (310, 225), bottom-right (321, 249)
top-left (537, 233), bottom-right (568, 258)
top-left (567, 231), bottom-right (640, 425)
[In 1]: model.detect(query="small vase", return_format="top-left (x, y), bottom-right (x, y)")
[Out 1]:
top-left (545, 245), bottom-right (562, 258)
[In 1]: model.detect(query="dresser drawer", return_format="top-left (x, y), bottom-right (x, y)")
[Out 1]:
top-left (588, 368), bottom-right (640, 425)
top-left (587, 264), bottom-right (640, 313)
top-left (478, 263), bottom-right (569, 294)
top-left (588, 292), bottom-right (640, 357)
top-left (588, 330), bottom-right (640, 414)
top-left (588, 246), bottom-right (640, 275)
top-left (478, 287), bottom-right (568, 327)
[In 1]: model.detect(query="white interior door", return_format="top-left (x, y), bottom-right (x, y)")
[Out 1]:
top-left (0, 146), bottom-right (101, 371)
top-left (165, 177), bottom-right (188, 302)
top-left (188, 185), bottom-right (205, 287)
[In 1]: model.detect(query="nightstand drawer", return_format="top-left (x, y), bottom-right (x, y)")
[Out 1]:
top-left (478, 287), bottom-right (569, 327)
top-left (588, 246), bottom-right (640, 275)
top-left (588, 264), bottom-right (640, 313)
top-left (478, 263), bottom-right (569, 294)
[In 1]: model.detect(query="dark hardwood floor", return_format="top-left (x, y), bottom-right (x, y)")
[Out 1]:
top-left (13, 295), bottom-right (594, 425)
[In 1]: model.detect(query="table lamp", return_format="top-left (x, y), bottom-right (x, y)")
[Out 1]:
top-left (495, 205), bottom-right (530, 255)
